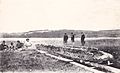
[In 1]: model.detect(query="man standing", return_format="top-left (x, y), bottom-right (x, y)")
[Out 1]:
top-left (81, 32), bottom-right (85, 46)
top-left (71, 32), bottom-right (75, 45)
top-left (63, 33), bottom-right (68, 44)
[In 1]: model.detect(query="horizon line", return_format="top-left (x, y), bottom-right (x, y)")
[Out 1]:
top-left (0, 28), bottom-right (120, 33)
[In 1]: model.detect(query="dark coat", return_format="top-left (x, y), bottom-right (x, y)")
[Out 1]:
top-left (0, 44), bottom-right (8, 50)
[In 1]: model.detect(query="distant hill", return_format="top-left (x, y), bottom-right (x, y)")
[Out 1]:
top-left (1, 29), bottom-right (120, 38)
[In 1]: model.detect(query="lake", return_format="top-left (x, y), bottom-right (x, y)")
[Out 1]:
top-left (0, 37), bottom-right (120, 46)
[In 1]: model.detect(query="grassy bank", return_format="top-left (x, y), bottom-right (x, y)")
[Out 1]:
top-left (36, 39), bottom-right (120, 69)
top-left (86, 39), bottom-right (120, 68)
top-left (0, 50), bottom-right (92, 73)
top-left (0, 38), bottom-right (120, 71)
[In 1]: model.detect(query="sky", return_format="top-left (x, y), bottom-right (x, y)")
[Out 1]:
top-left (0, 0), bottom-right (120, 33)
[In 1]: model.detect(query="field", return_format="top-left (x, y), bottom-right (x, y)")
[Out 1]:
top-left (0, 38), bottom-right (120, 72)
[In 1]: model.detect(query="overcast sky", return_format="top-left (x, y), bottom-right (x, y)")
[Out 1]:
top-left (0, 0), bottom-right (120, 33)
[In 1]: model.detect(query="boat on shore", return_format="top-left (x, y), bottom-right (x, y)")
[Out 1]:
top-left (36, 44), bottom-right (113, 64)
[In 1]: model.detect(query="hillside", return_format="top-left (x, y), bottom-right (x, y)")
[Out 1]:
top-left (1, 29), bottom-right (120, 38)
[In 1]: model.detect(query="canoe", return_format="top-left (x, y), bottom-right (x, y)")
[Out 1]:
top-left (36, 44), bottom-right (113, 64)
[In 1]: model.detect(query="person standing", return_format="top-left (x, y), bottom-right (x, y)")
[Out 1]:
top-left (81, 32), bottom-right (85, 46)
top-left (71, 32), bottom-right (75, 45)
top-left (63, 33), bottom-right (68, 44)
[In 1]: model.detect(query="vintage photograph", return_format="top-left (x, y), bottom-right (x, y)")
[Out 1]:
top-left (0, 0), bottom-right (120, 73)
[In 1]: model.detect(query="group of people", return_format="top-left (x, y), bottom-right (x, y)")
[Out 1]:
top-left (0, 38), bottom-right (32, 51)
top-left (63, 32), bottom-right (85, 46)
top-left (0, 32), bottom-right (85, 51)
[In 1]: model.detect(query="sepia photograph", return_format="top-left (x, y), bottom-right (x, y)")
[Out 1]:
top-left (0, 0), bottom-right (120, 73)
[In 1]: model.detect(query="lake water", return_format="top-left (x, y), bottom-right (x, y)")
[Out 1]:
top-left (0, 37), bottom-right (119, 46)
